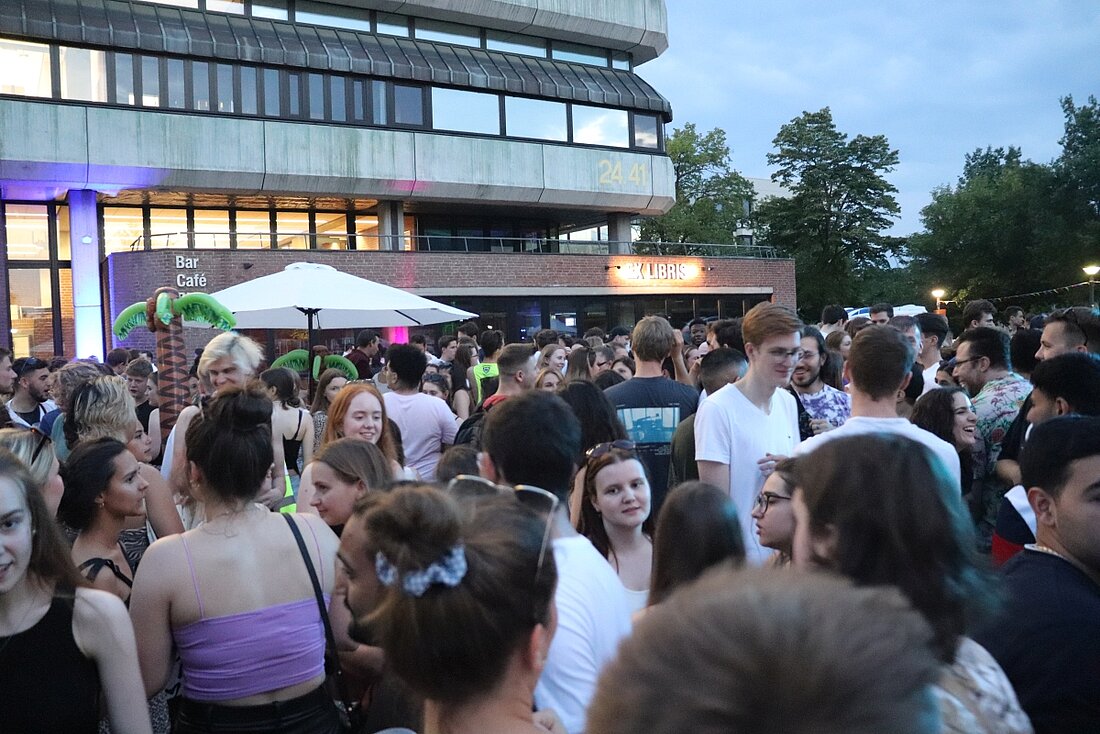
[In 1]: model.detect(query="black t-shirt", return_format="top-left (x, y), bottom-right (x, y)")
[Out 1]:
top-left (14, 404), bottom-right (45, 427)
top-left (974, 550), bottom-right (1100, 732)
top-left (603, 377), bottom-right (699, 516)
top-left (997, 392), bottom-right (1032, 464)
top-left (135, 400), bottom-right (154, 433)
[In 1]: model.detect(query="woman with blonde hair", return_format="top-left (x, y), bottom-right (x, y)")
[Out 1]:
top-left (537, 344), bottom-right (569, 375)
top-left (0, 426), bottom-right (65, 517)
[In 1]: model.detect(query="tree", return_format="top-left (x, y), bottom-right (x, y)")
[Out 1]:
top-left (637, 124), bottom-right (756, 254)
top-left (1057, 95), bottom-right (1100, 215)
top-left (754, 108), bottom-right (901, 315)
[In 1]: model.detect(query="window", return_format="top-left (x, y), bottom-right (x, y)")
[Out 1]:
top-left (251, 0), bottom-right (289, 20)
top-left (315, 212), bottom-right (348, 250)
top-left (192, 61), bottom-right (210, 111)
top-left (415, 20), bottom-right (480, 48)
top-left (59, 47), bottom-right (107, 102)
top-left (4, 205), bottom-right (51, 260)
top-left (262, 67), bottom-right (280, 116)
top-left (633, 113), bottom-right (660, 149)
top-left (393, 84), bottom-right (424, 126)
top-left (307, 73), bottom-right (324, 120)
top-left (486, 31), bottom-right (545, 57)
top-left (216, 63), bottom-right (235, 113)
top-left (102, 207), bottom-right (145, 254)
top-left (0, 39), bottom-right (52, 97)
top-left (140, 56), bottom-right (160, 107)
top-left (234, 210), bottom-right (272, 249)
top-left (114, 53), bottom-right (134, 105)
top-left (8, 269), bottom-right (57, 357)
top-left (134, 0), bottom-right (198, 8)
top-left (166, 58), bottom-right (186, 109)
top-left (192, 210), bottom-right (230, 248)
top-left (505, 97), bottom-right (566, 141)
top-left (148, 209), bottom-right (189, 249)
top-left (572, 105), bottom-right (629, 148)
top-left (611, 52), bottom-right (631, 71)
top-left (205, 0), bottom-right (245, 14)
top-left (329, 76), bottom-right (346, 122)
top-left (275, 212), bottom-right (310, 249)
top-left (371, 80), bottom-right (387, 124)
top-left (295, 1), bottom-right (372, 32)
top-left (552, 42), bottom-right (607, 67)
top-left (354, 215), bottom-right (380, 250)
top-left (288, 72), bottom-right (301, 117)
top-left (240, 66), bottom-right (258, 114)
top-left (376, 13), bottom-right (410, 37)
top-left (54, 205), bottom-right (71, 260)
top-left (350, 79), bottom-right (367, 122)
top-left (431, 88), bottom-right (499, 135)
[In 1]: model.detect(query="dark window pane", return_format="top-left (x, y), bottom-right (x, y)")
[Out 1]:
top-left (307, 73), bottom-right (324, 120)
top-left (140, 55), bottom-right (160, 106)
top-left (114, 53), bottom-right (134, 104)
top-left (216, 63), bottom-right (235, 112)
top-left (393, 84), bottom-right (423, 126)
top-left (351, 80), bottom-right (365, 121)
top-left (330, 76), bottom-right (346, 122)
top-left (263, 68), bottom-right (280, 115)
top-left (288, 73), bottom-right (300, 116)
top-left (166, 58), bottom-right (185, 108)
top-left (633, 113), bottom-right (659, 149)
top-left (192, 61), bottom-right (210, 110)
top-left (240, 66), bottom-right (257, 114)
top-left (371, 80), bottom-right (387, 124)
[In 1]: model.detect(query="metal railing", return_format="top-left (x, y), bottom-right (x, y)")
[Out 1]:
top-left (135, 232), bottom-right (779, 258)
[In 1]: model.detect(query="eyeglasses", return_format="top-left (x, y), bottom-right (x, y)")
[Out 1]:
top-left (753, 491), bottom-right (791, 514)
top-left (29, 426), bottom-right (52, 464)
top-left (13, 357), bottom-right (47, 379)
top-left (421, 374), bottom-right (449, 386)
top-left (952, 356), bottom-right (984, 368)
top-left (1054, 307), bottom-right (1097, 346)
top-left (585, 440), bottom-right (635, 459)
top-left (445, 475), bottom-right (559, 589)
top-left (766, 348), bottom-right (804, 363)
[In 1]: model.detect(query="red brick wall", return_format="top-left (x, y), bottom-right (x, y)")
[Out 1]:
top-left (107, 249), bottom-right (797, 351)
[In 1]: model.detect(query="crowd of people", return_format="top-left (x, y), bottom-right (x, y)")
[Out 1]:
top-left (0, 297), bottom-right (1098, 734)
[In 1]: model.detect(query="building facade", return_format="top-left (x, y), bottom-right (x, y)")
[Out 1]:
top-left (1, 0), bottom-right (794, 357)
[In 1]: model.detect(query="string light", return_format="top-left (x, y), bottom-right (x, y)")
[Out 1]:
top-left (938, 281), bottom-right (1092, 305)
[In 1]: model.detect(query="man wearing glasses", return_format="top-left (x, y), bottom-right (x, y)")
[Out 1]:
top-left (6, 356), bottom-right (57, 429)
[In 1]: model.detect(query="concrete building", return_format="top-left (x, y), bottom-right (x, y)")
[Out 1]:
top-left (0, 0), bottom-right (794, 357)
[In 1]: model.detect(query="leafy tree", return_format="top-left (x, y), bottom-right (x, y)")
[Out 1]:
top-left (637, 124), bottom-right (756, 255)
top-left (1057, 94), bottom-right (1100, 214)
top-left (754, 108), bottom-right (901, 315)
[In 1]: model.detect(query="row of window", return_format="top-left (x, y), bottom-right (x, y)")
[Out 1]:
top-left (0, 38), bottom-right (663, 150)
top-left (132, 0), bottom-right (633, 70)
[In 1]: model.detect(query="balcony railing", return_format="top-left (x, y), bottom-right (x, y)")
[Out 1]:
top-left (135, 232), bottom-right (779, 258)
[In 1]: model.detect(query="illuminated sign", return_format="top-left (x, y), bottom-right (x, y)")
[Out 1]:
top-left (175, 255), bottom-right (207, 288)
top-left (619, 262), bottom-right (697, 281)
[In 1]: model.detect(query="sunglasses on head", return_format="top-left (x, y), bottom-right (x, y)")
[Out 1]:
top-left (585, 440), bottom-right (635, 459)
top-left (29, 426), bottom-right (52, 464)
top-left (14, 357), bottom-right (47, 379)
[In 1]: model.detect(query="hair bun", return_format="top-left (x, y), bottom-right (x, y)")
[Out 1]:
top-left (366, 485), bottom-right (463, 573)
top-left (204, 383), bottom-right (272, 432)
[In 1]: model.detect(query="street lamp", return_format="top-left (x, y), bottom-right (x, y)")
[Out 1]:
top-left (931, 288), bottom-right (946, 312)
top-left (1084, 266), bottom-right (1100, 308)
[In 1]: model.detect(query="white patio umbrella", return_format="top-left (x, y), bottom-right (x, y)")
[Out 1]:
top-left (205, 262), bottom-right (477, 347)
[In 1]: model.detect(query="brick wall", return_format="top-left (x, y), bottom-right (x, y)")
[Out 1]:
top-left (107, 249), bottom-right (797, 351)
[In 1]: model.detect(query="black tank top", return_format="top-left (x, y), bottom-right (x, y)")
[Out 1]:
top-left (135, 400), bottom-right (154, 433)
top-left (0, 595), bottom-right (101, 733)
top-left (283, 409), bottom-right (305, 475)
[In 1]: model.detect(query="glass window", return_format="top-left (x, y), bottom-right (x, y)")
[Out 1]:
top-left (192, 61), bottom-right (210, 111)
top-left (315, 212), bottom-right (348, 250)
top-left (216, 63), bottom-right (235, 113)
top-left (8, 269), bottom-right (56, 357)
top-left (251, 0), bottom-right (289, 20)
top-left (234, 210), bottom-right (271, 249)
top-left (4, 205), bottom-right (50, 260)
top-left (329, 76), bottom-right (346, 122)
top-left (572, 105), bottom-right (629, 147)
top-left (166, 58), bottom-right (185, 109)
top-left (307, 73), bottom-right (324, 120)
top-left (54, 205), bottom-right (71, 260)
top-left (485, 31), bottom-right (545, 57)
top-left (114, 53), bottom-right (134, 105)
top-left (140, 56), bottom-right (160, 107)
top-left (59, 47), bottom-right (107, 102)
top-left (350, 80), bottom-right (366, 122)
top-left (148, 209), bottom-right (188, 249)
top-left (371, 80), bottom-right (387, 124)
top-left (288, 73), bottom-right (301, 117)
top-left (377, 13), bottom-right (410, 37)
top-left (633, 113), bottom-right (659, 149)
top-left (102, 207), bottom-right (146, 254)
top-left (431, 88), bottom-right (498, 134)
top-left (275, 212), bottom-right (310, 249)
top-left (240, 66), bottom-right (258, 114)
top-left (354, 215), bottom-right (380, 251)
top-left (58, 268), bottom-right (75, 357)
top-left (612, 52), bottom-right (631, 70)
top-left (415, 20), bottom-right (480, 47)
top-left (134, 0), bottom-right (198, 7)
top-left (192, 210), bottom-right (230, 248)
top-left (262, 68), bottom-right (280, 116)
top-left (552, 42), bottom-right (607, 67)
top-left (394, 84), bottom-right (424, 126)
top-left (295, 1), bottom-right (371, 32)
top-left (0, 39), bottom-right (52, 97)
top-left (205, 0), bottom-right (245, 13)
top-left (505, 97), bottom-right (566, 141)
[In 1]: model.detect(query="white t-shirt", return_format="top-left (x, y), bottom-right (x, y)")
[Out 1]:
top-left (536, 535), bottom-right (632, 734)
top-left (694, 385), bottom-right (799, 565)
top-left (382, 392), bottom-right (458, 481)
top-left (922, 362), bottom-right (940, 395)
top-left (794, 416), bottom-right (961, 486)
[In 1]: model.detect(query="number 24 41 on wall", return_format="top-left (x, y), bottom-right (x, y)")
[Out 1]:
top-left (598, 160), bottom-right (648, 188)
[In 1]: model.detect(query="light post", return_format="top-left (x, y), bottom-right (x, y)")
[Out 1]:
top-left (931, 288), bottom-right (946, 314)
top-left (1084, 266), bottom-right (1100, 309)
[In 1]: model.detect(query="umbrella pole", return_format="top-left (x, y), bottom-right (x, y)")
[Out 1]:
top-left (307, 310), bottom-right (318, 402)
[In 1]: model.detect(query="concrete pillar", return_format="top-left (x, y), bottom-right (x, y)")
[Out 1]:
top-left (68, 190), bottom-right (104, 359)
top-left (377, 200), bottom-right (405, 251)
top-left (607, 213), bottom-right (634, 254)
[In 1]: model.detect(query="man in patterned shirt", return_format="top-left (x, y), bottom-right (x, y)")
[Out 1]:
top-left (953, 327), bottom-right (1030, 552)
top-left (790, 326), bottom-right (850, 434)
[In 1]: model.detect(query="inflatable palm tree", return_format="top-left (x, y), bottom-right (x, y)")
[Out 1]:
top-left (113, 288), bottom-right (236, 444)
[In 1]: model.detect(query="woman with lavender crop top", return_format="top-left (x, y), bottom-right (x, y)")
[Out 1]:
top-left (130, 384), bottom-right (342, 733)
